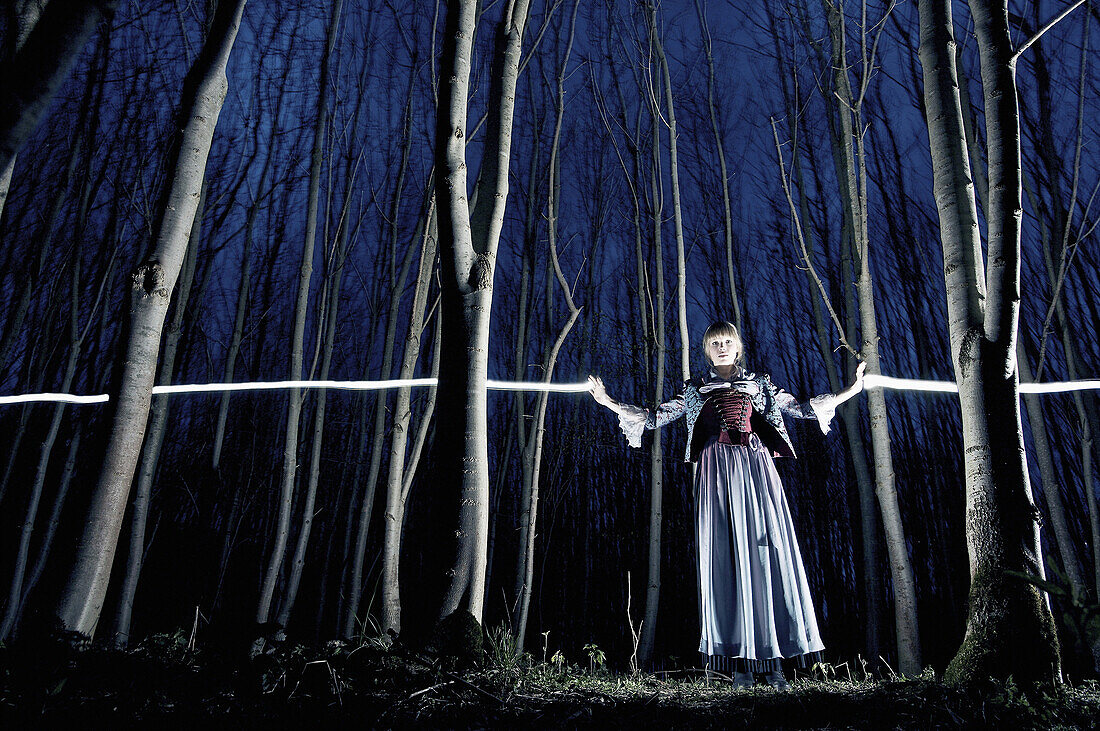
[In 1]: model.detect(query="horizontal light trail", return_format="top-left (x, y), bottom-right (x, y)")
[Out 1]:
top-left (863, 373), bottom-right (1100, 395)
top-left (863, 374), bottom-right (958, 393)
top-left (0, 392), bottom-right (112, 405)
top-left (2, 375), bottom-right (1099, 407)
top-left (0, 378), bottom-right (595, 406)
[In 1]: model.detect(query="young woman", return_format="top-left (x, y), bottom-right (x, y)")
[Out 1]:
top-left (589, 321), bottom-right (865, 689)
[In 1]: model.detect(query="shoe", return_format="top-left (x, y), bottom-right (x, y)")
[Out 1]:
top-left (732, 670), bottom-right (755, 688)
top-left (764, 669), bottom-right (789, 690)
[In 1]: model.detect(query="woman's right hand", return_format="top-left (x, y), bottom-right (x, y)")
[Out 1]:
top-left (587, 375), bottom-right (614, 408)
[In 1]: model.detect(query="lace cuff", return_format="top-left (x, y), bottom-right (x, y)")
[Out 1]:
top-left (617, 404), bottom-right (649, 448)
top-left (808, 394), bottom-right (838, 434)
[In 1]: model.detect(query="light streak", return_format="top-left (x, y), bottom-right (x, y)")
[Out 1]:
top-left (0, 378), bottom-right (595, 406)
top-left (0, 392), bottom-right (111, 405)
top-left (863, 373), bottom-right (1100, 395)
top-left (863, 374), bottom-right (958, 393)
top-left (3, 375), bottom-right (1099, 407)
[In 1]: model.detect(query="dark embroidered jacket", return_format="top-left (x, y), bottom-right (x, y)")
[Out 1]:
top-left (617, 371), bottom-right (837, 463)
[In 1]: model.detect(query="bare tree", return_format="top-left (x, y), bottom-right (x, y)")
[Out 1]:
top-left (513, 0), bottom-right (583, 653)
top-left (110, 184), bottom-right (205, 648)
top-left (820, 0), bottom-right (921, 675)
top-left (435, 0), bottom-right (533, 623)
top-left (917, 0), bottom-right (1063, 684)
top-left (254, 0), bottom-right (342, 651)
top-left (55, 0), bottom-right (247, 637)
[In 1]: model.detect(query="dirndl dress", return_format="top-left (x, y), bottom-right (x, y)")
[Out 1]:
top-left (695, 431), bottom-right (823, 673)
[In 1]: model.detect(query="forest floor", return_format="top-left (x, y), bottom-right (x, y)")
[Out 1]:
top-left (2, 631), bottom-right (1099, 729)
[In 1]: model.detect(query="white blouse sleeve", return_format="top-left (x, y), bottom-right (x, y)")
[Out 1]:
top-left (773, 382), bottom-right (839, 435)
top-left (616, 395), bottom-right (687, 448)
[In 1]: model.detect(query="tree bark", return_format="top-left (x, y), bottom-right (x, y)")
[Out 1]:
top-left (381, 207), bottom-right (438, 636)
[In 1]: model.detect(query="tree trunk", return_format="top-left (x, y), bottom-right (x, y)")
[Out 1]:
top-left (694, 0), bottom-right (742, 333)
top-left (639, 66), bottom-right (667, 665)
top-left (436, 0), bottom-right (532, 623)
top-left (55, 0), bottom-right (246, 638)
top-left (341, 86), bottom-right (422, 639)
top-left (0, 250), bottom-right (83, 641)
top-left (647, 5), bottom-right (689, 384)
top-left (917, 0), bottom-right (1059, 684)
top-left (381, 207), bottom-right (438, 636)
top-left (110, 184), bottom-right (204, 648)
top-left (822, 0), bottom-right (921, 674)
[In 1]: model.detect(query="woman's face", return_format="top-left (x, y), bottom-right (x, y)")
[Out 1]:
top-left (706, 336), bottom-right (740, 368)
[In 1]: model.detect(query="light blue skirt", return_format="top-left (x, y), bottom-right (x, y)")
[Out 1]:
top-left (695, 435), bottom-right (824, 672)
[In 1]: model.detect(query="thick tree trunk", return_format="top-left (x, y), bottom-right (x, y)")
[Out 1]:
top-left (55, 0), bottom-right (246, 637)
top-left (437, 0), bottom-right (531, 623)
top-left (918, 0), bottom-right (1059, 684)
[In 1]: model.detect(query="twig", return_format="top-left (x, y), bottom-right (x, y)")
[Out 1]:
top-left (1013, 1), bottom-right (1086, 62)
top-left (407, 680), bottom-right (456, 701)
top-left (769, 117), bottom-right (858, 357)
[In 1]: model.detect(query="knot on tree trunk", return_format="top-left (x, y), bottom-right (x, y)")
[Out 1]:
top-left (470, 253), bottom-right (493, 290)
top-left (958, 328), bottom-right (982, 380)
top-left (131, 263), bottom-right (169, 301)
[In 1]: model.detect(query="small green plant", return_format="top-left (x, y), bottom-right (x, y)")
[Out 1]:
top-left (550, 649), bottom-right (565, 673)
top-left (486, 622), bottom-right (520, 669)
top-left (583, 643), bottom-right (606, 674)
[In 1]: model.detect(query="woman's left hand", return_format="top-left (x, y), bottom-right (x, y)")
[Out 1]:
top-left (852, 361), bottom-right (867, 392)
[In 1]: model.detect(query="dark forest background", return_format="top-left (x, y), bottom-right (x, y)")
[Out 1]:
top-left (0, 0), bottom-right (1097, 678)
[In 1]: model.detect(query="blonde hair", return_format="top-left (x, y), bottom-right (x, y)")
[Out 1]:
top-left (701, 321), bottom-right (744, 367)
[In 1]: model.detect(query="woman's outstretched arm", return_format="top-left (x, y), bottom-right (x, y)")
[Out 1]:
top-left (588, 375), bottom-right (686, 448)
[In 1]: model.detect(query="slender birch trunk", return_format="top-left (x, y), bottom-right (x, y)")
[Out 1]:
top-left (0, 248), bottom-right (83, 641)
top-left (513, 0), bottom-right (582, 653)
top-left (342, 90), bottom-right (421, 639)
top-left (254, 0), bottom-right (339, 649)
top-left (437, 0), bottom-right (532, 623)
top-left (381, 207), bottom-right (438, 636)
top-left (639, 67), bottom-right (667, 665)
top-left (918, 0), bottom-right (1059, 683)
top-left (694, 0), bottom-right (741, 333)
top-left (56, 0), bottom-right (246, 637)
top-left (647, 5), bottom-right (689, 384)
top-left (822, 0), bottom-right (921, 674)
